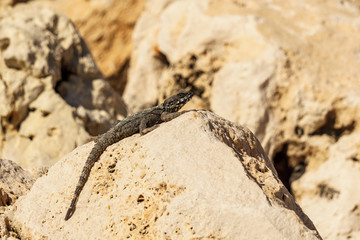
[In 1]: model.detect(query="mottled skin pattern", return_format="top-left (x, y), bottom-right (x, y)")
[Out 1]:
top-left (64, 90), bottom-right (194, 220)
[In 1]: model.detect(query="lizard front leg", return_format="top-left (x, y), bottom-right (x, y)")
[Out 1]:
top-left (161, 110), bottom-right (189, 122)
top-left (140, 111), bottom-right (189, 135)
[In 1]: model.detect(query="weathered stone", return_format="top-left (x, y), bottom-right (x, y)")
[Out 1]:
top-left (0, 158), bottom-right (39, 240)
top-left (0, 0), bottom-right (27, 8)
top-left (55, 0), bottom-right (146, 94)
top-left (292, 134), bottom-right (360, 240)
top-left (0, 6), bottom-right (126, 167)
top-left (10, 111), bottom-right (321, 239)
top-left (0, 158), bottom-right (41, 240)
top-left (124, 1), bottom-right (280, 113)
top-left (0, 213), bottom-right (20, 240)
top-left (210, 49), bottom-right (279, 142)
top-left (0, 159), bottom-right (35, 207)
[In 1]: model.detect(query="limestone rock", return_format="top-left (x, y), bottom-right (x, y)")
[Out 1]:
top-left (0, 158), bottom-right (33, 240)
top-left (0, 0), bottom-right (27, 8)
top-left (55, 0), bottom-right (146, 94)
top-left (123, 0), bottom-right (280, 114)
top-left (0, 213), bottom-right (20, 240)
top-left (10, 111), bottom-right (321, 239)
top-left (291, 134), bottom-right (360, 240)
top-left (0, 159), bottom-right (37, 240)
top-left (0, 6), bottom-right (126, 167)
top-left (0, 159), bottom-right (35, 207)
top-left (0, 159), bottom-right (34, 239)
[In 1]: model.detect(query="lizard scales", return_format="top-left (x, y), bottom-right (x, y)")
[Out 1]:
top-left (64, 90), bottom-right (193, 220)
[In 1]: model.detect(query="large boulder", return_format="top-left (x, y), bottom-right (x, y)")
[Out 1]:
top-left (10, 111), bottom-right (321, 239)
top-left (0, 6), bottom-right (126, 168)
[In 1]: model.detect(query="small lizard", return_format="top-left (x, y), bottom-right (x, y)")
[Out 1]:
top-left (64, 90), bottom-right (194, 220)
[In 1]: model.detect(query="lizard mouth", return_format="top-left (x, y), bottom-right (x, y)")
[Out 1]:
top-left (178, 91), bottom-right (193, 105)
top-left (184, 91), bottom-right (194, 101)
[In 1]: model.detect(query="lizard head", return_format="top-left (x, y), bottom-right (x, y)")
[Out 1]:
top-left (162, 90), bottom-right (194, 112)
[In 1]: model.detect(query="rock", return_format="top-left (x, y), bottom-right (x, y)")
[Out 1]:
top-left (291, 134), bottom-right (360, 240)
top-left (0, 0), bottom-right (27, 8)
top-left (0, 213), bottom-right (20, 240)
top-left (210, 49), bottom-right (279, 142)
top-left (125, 0), bottom-right (360, 238)
top-left (0, 6), bottom-right (126, 167)
top-left (10, 111), bottom-right (321, 239)
top-left (0, 159), bottom-right (33, 239)
top-left (0, 159), bottom-right (35, 207)
top-left (124, 1), bottom-right (218, 112)
top-left (55, 0), bottom-right (146, 94)
top-left (124, 0), bottom-right (281, 114)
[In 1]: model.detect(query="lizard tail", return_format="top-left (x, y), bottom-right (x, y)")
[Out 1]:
top-left (64, 159), bottom-right (94, 220)
top-left (64, 135), bottom-right (110, 220)
top-left (64, 195), bottom-right (78, 220)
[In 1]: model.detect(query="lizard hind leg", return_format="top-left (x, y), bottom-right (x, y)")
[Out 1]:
top-left (161, 111), bottom-right (185, 121)
top-left (91, 132), bottom-right (106, 143)
top-left (91, 119), bottom-right (121, 142)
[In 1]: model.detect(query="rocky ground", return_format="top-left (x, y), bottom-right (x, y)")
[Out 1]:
top-left (1, 0), bottom-right (360, 239)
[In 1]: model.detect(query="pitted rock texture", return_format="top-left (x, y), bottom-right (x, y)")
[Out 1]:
top-left (10, 111), bottom-right (321, 240)
top-left (0, 6), bottom-right (126, 168)
top-left (0, 213), bottom-right (20, 240)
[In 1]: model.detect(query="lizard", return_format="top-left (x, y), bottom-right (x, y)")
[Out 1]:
top-left (64, 90), bottom-right (194, 220)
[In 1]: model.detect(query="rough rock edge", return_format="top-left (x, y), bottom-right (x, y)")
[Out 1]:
top-left (198, 111), bottom-right (320, 237)
top-left (0, 210), bottom-right (20, 240)
top-left (0, 158), bottom-right (36, 239)
top-left (0, 159), bottom-right (35, 207)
